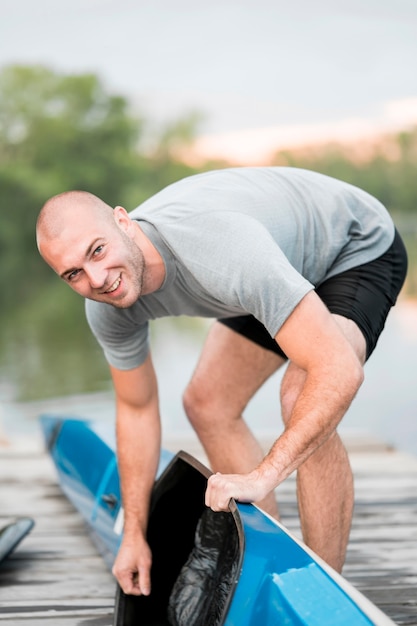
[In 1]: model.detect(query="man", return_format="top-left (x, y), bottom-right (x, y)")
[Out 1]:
top-left (36, 167), bottom-right (407, 597)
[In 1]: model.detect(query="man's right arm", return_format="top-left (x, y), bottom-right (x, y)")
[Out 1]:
top-left (110, 353), bottom-right (161, 596)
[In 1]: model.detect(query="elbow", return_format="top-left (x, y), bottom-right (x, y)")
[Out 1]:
top-left (331, 349), bottom-right (364, 408)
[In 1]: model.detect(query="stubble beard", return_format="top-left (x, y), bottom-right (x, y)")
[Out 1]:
top-left (111, 236), bottom-right (146, 309)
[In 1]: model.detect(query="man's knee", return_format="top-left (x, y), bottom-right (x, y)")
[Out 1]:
top-left (182, 380), bottom-right (214, 428)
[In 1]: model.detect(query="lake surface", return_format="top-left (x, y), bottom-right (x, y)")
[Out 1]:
top-left (1, 299), bottom-right (417, 458)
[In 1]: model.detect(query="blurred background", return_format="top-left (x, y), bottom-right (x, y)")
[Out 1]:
top-left (0, 0), bottom-right (416, 456)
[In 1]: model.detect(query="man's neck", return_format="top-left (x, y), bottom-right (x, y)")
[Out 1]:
top-left (133, 222), bottom-right (166, 294)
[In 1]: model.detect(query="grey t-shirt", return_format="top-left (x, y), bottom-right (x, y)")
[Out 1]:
top-left (85, 167), bottom-right (394, 370)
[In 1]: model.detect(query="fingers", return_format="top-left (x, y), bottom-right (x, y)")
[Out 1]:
top-left (205, 472), bottom-right (236, 511)
top-left (137, 567), bottom-right (151, 596)
top-left (113, 565), bottom-right (152, 596)
top-left (205, 471), bottom-right (266, 512)
top-left (112, 541), bottom-right (152, 596)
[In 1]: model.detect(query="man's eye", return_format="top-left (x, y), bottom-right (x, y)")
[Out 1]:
top-left (93, 245), bottom-right (104, 256)
top-left (68, 269), bottom-right (80, 281)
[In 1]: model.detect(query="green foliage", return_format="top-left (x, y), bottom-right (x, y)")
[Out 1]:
top-left (0, 64), bottom-right (204, 314)
top-left (0, 66), bottom-right (139, 199)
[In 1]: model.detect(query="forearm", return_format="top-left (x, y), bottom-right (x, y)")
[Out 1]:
top-left (116, 404), bottom-right (161, 539)
top-left (257, 360), bottom-right (363, 490)
top-left (109, 357), bottom-right (162, 596)
top-left (206, 361), bottom-right (363, 513)
top-left (110, 357), bottom-right (162, 541)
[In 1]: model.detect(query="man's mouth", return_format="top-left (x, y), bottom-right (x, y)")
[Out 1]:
top-left (104, 277), bottom-right (121, 294)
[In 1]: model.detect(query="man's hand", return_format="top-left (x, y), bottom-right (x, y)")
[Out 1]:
top-left (112, 533), bottom-right (152, 596)
top-left (205, 471), bottom-right (271, 512)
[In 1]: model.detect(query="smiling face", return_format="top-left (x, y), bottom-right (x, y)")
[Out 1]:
top-left (37, 191), bottom-right (146, 308)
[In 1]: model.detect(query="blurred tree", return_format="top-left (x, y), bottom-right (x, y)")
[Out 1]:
top-left (0, 64), bottom-right (204, 315)
top-left (0, 65), bottom-right (144, 193)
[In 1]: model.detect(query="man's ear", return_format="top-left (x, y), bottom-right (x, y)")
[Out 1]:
top-left (113, 205), bottom-right (131, 231)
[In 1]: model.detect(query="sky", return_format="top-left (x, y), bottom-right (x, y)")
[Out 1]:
top-left (2, 0), bottom-right (417, 162)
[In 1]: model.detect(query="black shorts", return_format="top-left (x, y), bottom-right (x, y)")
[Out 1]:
top-left (218, 229), bottom-right (408, 361)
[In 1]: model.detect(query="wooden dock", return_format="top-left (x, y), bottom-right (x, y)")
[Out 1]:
top-left (0, 430), bottom-right (416, 625)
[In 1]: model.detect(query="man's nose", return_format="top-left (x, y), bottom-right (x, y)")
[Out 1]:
top-left (85, 264), bottom-right (106, 289)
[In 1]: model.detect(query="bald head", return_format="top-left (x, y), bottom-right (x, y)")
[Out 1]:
top-left (36, 190), bottom-right (162, 304)
top-left (36, 191), bottom-right (115, 251)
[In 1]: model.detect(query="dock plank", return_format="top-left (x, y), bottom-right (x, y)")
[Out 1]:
top-left (344, 449), bottom-right (417, 626)
top-left (0, 440), bottom-right (116, 626)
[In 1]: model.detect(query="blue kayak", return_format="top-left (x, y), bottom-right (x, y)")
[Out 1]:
top-left (40, 414), bottom-right (395, 626)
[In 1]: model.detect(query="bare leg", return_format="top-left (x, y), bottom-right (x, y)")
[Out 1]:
top-left (183, 321), bottom-right (285, 518)
top-left (280, 314), bottom-right (366, 572)
top-left (298, 431), bottom-right (354, 572)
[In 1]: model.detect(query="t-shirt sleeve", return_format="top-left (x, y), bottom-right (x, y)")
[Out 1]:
top-left (85, 299), bottom-right (150, 370)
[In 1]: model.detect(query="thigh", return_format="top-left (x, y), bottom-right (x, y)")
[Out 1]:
top-left (189, 321), bottom-right (285, 416)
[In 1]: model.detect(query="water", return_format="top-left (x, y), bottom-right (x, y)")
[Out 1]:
top-left (1, 300), bottom-right (417, 458)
